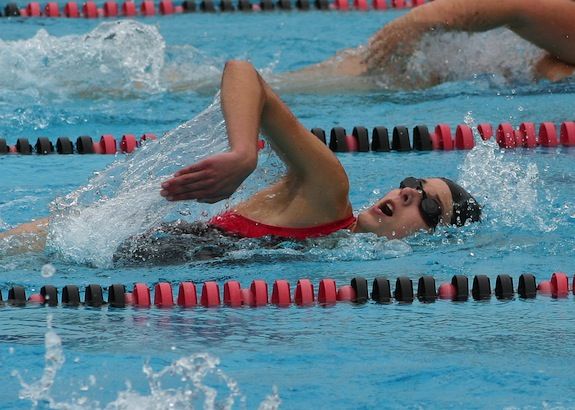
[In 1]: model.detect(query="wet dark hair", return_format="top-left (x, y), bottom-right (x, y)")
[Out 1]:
top-left (440, 178), bottom-right (481, 227)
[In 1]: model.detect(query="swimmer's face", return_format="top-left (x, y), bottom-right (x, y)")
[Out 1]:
top-left (354, 178), bottom-right (453, 239)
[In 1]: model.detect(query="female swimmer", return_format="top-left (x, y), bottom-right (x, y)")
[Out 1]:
top-left (0, 61), bottom-right (480, 262)
top-left (159, 60), bottom-right (480, 238)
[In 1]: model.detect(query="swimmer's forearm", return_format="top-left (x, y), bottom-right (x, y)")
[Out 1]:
top-left (408, 0), bottom-right (521, 32)
top-left (220, 60), bottom-right (262, 168)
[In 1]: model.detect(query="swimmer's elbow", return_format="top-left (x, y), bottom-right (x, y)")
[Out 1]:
top-left (224, 60), bottom-right (256, 74)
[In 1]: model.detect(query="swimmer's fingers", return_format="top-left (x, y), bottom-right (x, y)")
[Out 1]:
top-left (161, 180), bottom-right (220, 200)
top-left (161, 174), bottom-right (237, 201)
top-left (162, 172), bottom-right (214, 193)
top-left (172, 161), bottom-right (208, 178)
top-left (161, 152), bottom-right (255, 202)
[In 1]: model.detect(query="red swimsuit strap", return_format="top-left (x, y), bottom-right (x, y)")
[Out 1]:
top-left (209, 211), bottom-right (356, 240)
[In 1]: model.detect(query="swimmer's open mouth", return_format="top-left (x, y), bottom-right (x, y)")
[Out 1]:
top-left (380, 202), bottom-right (393, 217)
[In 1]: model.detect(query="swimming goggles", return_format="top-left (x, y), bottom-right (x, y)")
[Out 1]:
top-left (399, 177), bottom-right (442, 228)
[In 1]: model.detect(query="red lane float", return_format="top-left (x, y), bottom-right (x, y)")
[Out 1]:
top-left (99, 134), bottom-right (117, 154)
top-left (159, 0), bottom-right (175, 13)
top-left (154, 282), bottom-right (174, 307)
top-left (318, 279), bottom-right (337, 304)
top-left (550, 272), bottom-right (569, 298)
top-left (294, 279), bottom-right (314, 305)
top-left (82, 0), bottom-right (98, 17)
top-left (177, 282), bottom-right (197, 307)
top-left (44, 2), bottom-right (59, 16)
top-left (140, 0), bottom-right (155, 14)
top-left (455, 124), bottom-right (474, 150)
top-left (133, 283), bottom-right (151, 307)
top-left (224, 280), bottom-right (242, 307)
top-left (435, 124), bottom-right (453, 150)
top-left (26, 2), bottom-right (41, 16)
top-left (64, 2), bottom-right (80, 16)
top-left (496, 123), bottom-right (515, 148)
top-left (539, 122), bottom-right (558, 147)
top-left (122, 0), bottom-right (137, 15)
top-left (104, 1), bottom-right (119, 16)
top-left (478, 123), bottom-right (493, 141)
top-left (560, 122), bottom-right (575, 146)
top-left (200, 281), bottom-right (220, 307)
top-left (372, 0), bottom-right (386, 9)
top-left (518, 122), bottom-right (537, 148)
top-left (271, 280), bottom-right (291, 306)
top-left (120, 134), bottom-right (138, 153)
top-left (250, 280), bottom-right (268, 307)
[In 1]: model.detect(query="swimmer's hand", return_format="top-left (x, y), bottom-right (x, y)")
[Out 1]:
top-left (160, 151), bottom-right (256, 203)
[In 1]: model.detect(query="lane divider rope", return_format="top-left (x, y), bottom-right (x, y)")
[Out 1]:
top-left (2, 121), bottom-right (574, 156)
top-left (4, 272), bottom-right (574, 308)
top-left (2, 0), bottom-right (426, 17)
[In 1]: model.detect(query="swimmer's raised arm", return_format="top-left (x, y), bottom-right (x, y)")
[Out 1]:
top-left (161, 60), bottom-right (350, 212)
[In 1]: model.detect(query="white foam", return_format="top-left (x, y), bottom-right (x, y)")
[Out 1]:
top-left (0, 21), bottom-right (166, 97)
top-left (376, 29), bottom-right (543, 89)
top-left (457, 116), bottom-right (553, 232)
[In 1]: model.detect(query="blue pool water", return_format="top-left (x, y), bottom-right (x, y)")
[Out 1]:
top-left (1, 7), bottom-right (575, 409)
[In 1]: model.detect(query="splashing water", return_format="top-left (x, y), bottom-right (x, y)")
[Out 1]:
top-left (47, 93), bottom-right (284, 267)
top-left (457, 116), bottom-right (554, 232)
top-left (392, 29), bottom-right (543, 89)
top-left (14, 316), bottom-right (281, 410)
top-left (0, 21), bottom-right (223, 100)
top-left (0, 21), bottom-right (165, 97)
top-left (13, 314), bottom-right (65, 409)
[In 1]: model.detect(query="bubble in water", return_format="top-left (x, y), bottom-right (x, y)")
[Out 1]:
top-left (40, 263), bottom-right (56, 278)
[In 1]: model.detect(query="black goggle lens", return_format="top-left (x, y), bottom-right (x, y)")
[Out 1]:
top-left (399, 177), bottom-right (442, 228)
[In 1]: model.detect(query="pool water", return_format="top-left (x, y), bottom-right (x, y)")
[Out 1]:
top-left (1, 7), bottom-right (575, 409)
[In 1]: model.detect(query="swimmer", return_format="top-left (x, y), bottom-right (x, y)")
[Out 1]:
top-left (287, 0), bottom-right (575, 88)
top-left (159, 61), bottom-right (480, 238)
top-left (1, 61), bottom-right (480, 263)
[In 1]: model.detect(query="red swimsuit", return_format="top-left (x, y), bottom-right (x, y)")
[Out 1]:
top-left (209, 211), bottom-right (356, 240)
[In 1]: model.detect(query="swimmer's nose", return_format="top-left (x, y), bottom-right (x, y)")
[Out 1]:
top-left (399, 187), bottom-right (419, 206)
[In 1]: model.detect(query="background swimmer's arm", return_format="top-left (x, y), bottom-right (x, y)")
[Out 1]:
top-left (367, 0), bottom-right (575, 69)
top-left (414, 0), bottom-right (575, 64)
